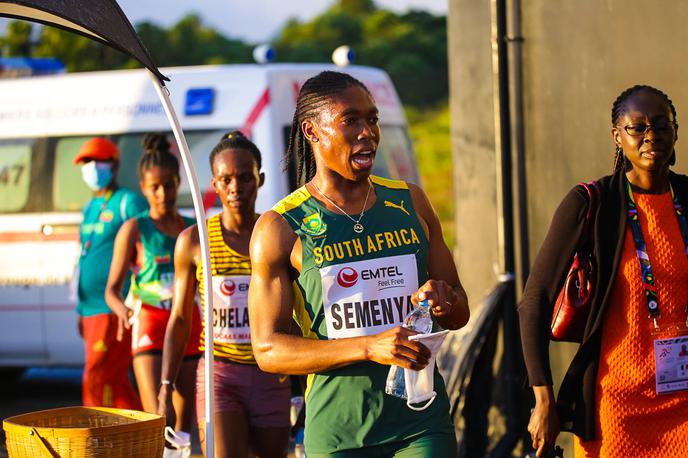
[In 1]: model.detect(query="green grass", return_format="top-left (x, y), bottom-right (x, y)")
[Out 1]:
top-left (406, 101), bottom-right (454, 248)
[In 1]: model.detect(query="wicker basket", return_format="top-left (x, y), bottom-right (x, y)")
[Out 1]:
top-left (3, 406), bottom-right (164, 458)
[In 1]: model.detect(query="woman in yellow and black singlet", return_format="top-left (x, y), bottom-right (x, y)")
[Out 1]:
top-left (157, 131), bottom-right (291, 458)
top-left (249, 71), bottom-right (471, 457)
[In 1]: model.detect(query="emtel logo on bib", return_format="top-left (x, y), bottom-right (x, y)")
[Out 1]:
top-left (220, 279), bottom-right (236, 296)
top-left (337, 267), bottom-right (358, 288)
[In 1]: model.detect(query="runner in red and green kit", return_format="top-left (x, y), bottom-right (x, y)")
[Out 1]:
top-left (250, 71), bottom-right (470, 457)
top-left (106, 134), bottom-right (200, 435)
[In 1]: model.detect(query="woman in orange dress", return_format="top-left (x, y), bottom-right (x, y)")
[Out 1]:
top-left (519, 85), bottom-right (688, 457)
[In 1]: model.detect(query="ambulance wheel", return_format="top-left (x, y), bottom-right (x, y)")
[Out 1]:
top-left (0, 367), bottom-right (25, 384)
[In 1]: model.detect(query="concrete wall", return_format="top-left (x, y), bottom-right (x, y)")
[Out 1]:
top-left (449, 0), bottom-right (688, 305)
top-left (448, 0), bottom-right (500, 304)
top-left (521, 0), bottom-right (688, 260)
top-left (449, 0), bottom-right (688, 452)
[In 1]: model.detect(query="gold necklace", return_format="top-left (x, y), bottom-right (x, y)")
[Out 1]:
top-left (311, 179), bottom-right (373, 234)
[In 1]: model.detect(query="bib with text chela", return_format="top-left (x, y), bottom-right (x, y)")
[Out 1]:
top-left (211, 275), bottom-right (251, 344)
top-left (320, 253), bottom-right (418, 339)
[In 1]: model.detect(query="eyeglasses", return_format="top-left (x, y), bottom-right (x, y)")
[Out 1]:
top-left (620, 121), bottom-right (676, 136)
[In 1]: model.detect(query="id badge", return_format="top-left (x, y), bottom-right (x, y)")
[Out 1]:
top-left (653, 334), bottom-right (688, 394)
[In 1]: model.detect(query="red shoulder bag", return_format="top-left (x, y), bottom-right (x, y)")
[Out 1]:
top-left (550, 181), bottom-right (599, 343)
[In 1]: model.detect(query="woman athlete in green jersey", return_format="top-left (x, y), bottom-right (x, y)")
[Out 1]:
top-left (249, 71), bottom-right (470, 457)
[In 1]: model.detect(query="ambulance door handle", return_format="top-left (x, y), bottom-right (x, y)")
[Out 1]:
top-left (41, 223), bottom-right (79, 237)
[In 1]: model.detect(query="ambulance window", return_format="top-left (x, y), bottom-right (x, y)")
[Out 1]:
top-left (115, 134), bottom-right (146, 194)
top-left (0, 140), bottom-right (32, 212)
top-left (374, 126), bottom-right (419, 184)
top-left (176, 130), bottom-right (230, 208)
top-left (106, 129), bottom-right (230, 208)
top-left (112, 130), bottom-right (230, 209)
top-left (52, 137), bottom-right (97, 211)
top-left (282, 126), bottom-right (299, 190)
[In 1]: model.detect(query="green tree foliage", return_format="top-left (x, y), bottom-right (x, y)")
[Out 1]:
top-left (1, 0), bottom-right (446, 106)
top-left (407, 102), bottom-right (453, 246)
top-left (333, 0), bottom-right (376, 17)
top-left (274, 0), bottom-right (448, 107)
top-left (138, 15), bottom-right (252, 67)
top-left (0, 20), bottom-right (33, 56)
top-left (2, 13), bottom-right (252, 72)
top-left (33, 27), bottom-right (128, 72)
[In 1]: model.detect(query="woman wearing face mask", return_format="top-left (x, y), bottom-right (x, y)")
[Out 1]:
top-left (157, 131), bottom-right (291, 457)
top-left (73, 137), bottom-right (147, 408)
top-left (249, 71), bottom-right (470, 457)
top-left (105, 134), bottom-right (201, 434)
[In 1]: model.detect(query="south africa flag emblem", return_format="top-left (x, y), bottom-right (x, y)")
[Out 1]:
top-left (302, 212), bottom-right (327, 236)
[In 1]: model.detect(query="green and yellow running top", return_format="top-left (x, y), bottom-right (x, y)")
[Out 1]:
top-left (273, 175), bottom-right (454, 454)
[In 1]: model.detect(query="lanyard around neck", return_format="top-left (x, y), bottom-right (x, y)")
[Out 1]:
top-left (81, 190), bottom-right (113, 257)
top-left (625, 178), bottom-right (688, 326)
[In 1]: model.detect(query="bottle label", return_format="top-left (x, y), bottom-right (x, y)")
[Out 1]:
top-left (319, 253), bottom-right (419, 339)
top-left (211, 275), bottom-right (252, 343)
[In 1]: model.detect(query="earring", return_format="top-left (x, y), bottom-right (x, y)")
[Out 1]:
top-left (312, 137), bottom-right (319, 143)
top-left (613, 145), bottom-right (625, 172)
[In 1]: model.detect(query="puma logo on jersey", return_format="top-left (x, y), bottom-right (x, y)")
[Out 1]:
top-left (384, 200), bottom-right (409, 216)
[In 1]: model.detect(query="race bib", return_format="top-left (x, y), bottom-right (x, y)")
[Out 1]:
top-left (211, 275), bottom-right (251, 344)
top-left (654, 335), bottom-right (688, 394)
top-left (320, 253), bottom-right (418, 339)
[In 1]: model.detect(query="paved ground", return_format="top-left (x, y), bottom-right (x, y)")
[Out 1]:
top-left (0, 368), bottom-right (207, 457)
top-left (0, 368), bottom-right (299, 457)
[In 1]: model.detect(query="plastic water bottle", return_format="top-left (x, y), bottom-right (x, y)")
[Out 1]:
top-left (402, 299), bottom-right (433, 334)
top-left (290, 395), bottom-right (304, 426)
top-left (385, 300), bottom-right (433, 399)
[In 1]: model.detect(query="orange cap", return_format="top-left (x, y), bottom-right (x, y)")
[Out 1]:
top-left (73, 138), bottom-right (120, 164)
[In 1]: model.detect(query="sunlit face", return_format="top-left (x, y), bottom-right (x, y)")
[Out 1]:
top-left (305, 85), bottom-right (380, 181)
top-left (140, 165), bottom-right (179, 215)
top-left (211, 148), bottom-right (263, 214)
top-left (612, 91), bottom-right (678, 174)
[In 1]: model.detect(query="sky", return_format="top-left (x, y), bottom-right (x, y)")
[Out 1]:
top-left (115, 0), bottom-right (448, 42)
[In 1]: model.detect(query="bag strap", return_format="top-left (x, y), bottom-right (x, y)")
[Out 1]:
top-left (577, 181), bottom-right (599, 248)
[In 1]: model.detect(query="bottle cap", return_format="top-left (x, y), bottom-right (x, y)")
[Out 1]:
top-left (418, 299), bottom-right (430, 307)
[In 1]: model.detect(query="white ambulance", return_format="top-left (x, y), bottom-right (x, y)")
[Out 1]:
top-left (0, 63), bottom-right (419, 370)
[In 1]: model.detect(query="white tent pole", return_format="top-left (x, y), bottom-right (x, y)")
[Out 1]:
top-left (148, 71), bottom-right (215, 457)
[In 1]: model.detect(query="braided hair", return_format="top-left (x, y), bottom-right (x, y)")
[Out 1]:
top-left (139, 133), bottom-right (180, 179)
top-left (611, 85), bottom-right (678, 173)
top-left (285, 71), bottom-right (372, 185)
top-left (209, 130), bottom-right (262, 174)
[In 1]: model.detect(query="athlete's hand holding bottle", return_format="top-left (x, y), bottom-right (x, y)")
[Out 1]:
top-left (413, 278), bottom-right (464, 323)
top-left (365, 326), bottom-right (431, 370)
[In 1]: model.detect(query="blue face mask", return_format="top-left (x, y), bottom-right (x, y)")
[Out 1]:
top-left (81, 161), bottom-right (113, 191)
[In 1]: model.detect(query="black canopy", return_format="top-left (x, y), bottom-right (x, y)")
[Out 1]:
top-left (0, 0), bottom-right (168, 83)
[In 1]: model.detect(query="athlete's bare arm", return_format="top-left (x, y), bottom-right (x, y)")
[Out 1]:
top-left (157, 225), bottom-right (199, 425)
top-left (249, 210), bottom-right (431, 375)
top-left (408, 183), bottom-right (470, 330)
top-left (104, 217), bottom-right (139, 341)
